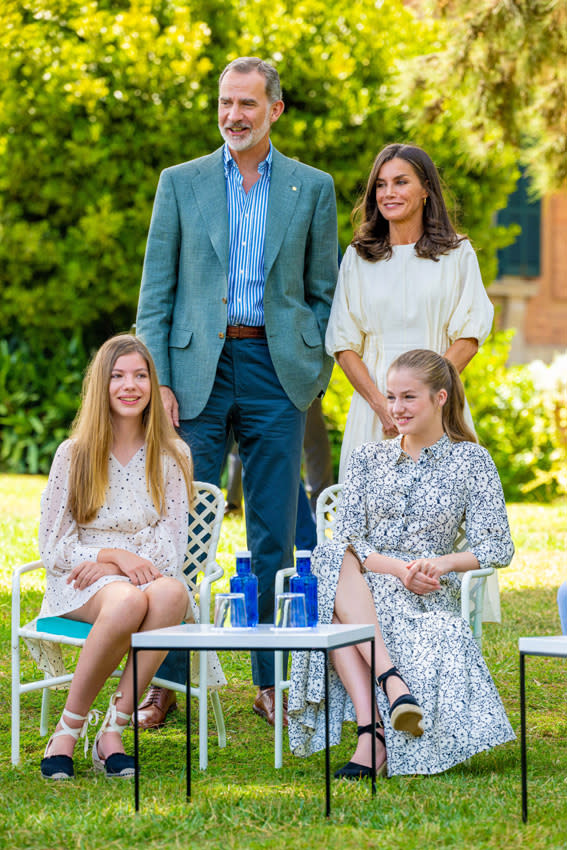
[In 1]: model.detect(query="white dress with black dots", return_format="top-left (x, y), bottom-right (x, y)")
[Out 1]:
top-left (38, 438), bottom-right (226, 686)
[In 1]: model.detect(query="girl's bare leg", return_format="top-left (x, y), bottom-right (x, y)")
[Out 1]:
top-left (330, 620), bottom-right (386, 769)
top-left (46, 577), bottom-right (186, 758)
top-left (333, 549), bottom-right (412, 709)
top-left (98, 576), bottom-right (188, 759)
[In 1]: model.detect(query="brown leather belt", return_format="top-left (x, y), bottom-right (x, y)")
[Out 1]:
top-left (226, 325), bottom-right (266, 339)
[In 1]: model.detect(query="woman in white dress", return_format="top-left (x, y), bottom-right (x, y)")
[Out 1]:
top-left (39, 335), bottom-right (202, 780)
top-left (326, 143), bottom-right (494, 482)
top-left (288, 350), bottom-right (515, 779)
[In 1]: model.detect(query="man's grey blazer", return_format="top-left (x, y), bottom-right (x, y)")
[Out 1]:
top-left (136, 146), bottom-right (338, 419)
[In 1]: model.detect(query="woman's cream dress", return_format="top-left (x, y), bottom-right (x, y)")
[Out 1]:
top-left (325, 239), bottom-right (500, 619)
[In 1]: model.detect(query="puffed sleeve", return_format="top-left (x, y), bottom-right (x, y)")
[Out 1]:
top-left (333, 444), bottom-right (376, 564)
top-left (325, 246), bottom-right (366, 358)
top-left (129, 443), bottom-right (191, 578)
top-left (447, 241), bottom-right (494, 346)
top-left (38, 440), bottom-right (102, 573)
top-left (463, 445), bottom-right (515, 568)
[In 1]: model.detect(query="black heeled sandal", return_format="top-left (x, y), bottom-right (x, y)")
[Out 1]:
top-left (377, 666), bottom-right (424, 737)
top-left (334, 720), bottom-right (388, 780)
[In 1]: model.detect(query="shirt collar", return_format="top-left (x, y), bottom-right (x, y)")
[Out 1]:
top-left (394, 433), bottom-right (452, 464)
top-left (223, 140), bottom-right (273, 179)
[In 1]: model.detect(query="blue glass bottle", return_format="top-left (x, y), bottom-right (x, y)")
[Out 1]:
top-left (290, 550), bottom-right (318, 626)
top-left (230, 550), bottom-right (259, 627)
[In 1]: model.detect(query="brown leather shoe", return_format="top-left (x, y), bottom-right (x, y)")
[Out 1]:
top-left (253, 687), bottom-right (288, 728)
top-left (135, 686), bottom-right (177, 730)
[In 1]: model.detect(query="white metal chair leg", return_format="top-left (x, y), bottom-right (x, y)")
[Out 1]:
top-left (40, 684), bottom-right (51, 736)
top-left (198, 649), bottom-right (208, 770)
top-left (11, 635), bottom-right (20, 765)
top-left (210, 690), bottom-right (226, 748)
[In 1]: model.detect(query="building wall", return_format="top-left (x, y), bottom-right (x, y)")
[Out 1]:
top-left (489, 189), bottom-right (567, 364)
top-left (526, 193), bottom-right (567, 346)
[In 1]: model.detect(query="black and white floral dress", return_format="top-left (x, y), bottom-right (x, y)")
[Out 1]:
top-left (288, 435), bottom-right (515, 775)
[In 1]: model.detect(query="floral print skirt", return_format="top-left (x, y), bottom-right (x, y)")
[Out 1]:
top-left (288, 540), bottom-right (515, 776)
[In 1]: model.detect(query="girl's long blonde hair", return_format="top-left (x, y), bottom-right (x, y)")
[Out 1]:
top-left (68, 334), bottom-right (193, 524)
top-left (388, 349), bottom-right (477, 444)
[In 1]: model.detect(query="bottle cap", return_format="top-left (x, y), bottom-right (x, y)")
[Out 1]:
top-left (235, 550), bottom-right (252, 559)
top-left (295, 550), bottom-right (312, 558)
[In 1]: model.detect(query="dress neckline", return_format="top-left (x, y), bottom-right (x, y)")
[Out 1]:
top-left (110, 444), bottom-right (145, 469)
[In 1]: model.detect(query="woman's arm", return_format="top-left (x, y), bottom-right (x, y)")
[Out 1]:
top-left (463, 447), bottom-right (515, 569)
top-left (96, 548), bottom-right (161, 584)
top-left (444, 337), bottom-right (478, 373)
top-left (336, 349), bottom-right (398, 437)
top-left (364, 551), bottom-right (444, 595)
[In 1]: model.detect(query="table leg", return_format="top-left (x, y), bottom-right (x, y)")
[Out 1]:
top-left (324, 649), bottom-right (331, 818)
top-left (187, 649), bottom-right (191, 800)
top-left (370, 637), bottom-right (376, 795)
top-left (520, 652), bottom-right (527, 823)
top-left (133, 648), bottom-right (140, 812)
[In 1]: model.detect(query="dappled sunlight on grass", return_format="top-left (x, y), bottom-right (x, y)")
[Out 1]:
top-left (2, 476), bottom-right (567, 848)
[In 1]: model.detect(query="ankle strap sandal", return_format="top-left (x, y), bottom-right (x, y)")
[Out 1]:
top-left (40, 707), bottom-right (100, 780)
top-left (334, 720), bottom-right (388, 781)
top-left (92, 691), bottom-right (135, 778)
top-left (377, 666), bottom-right (425, 737)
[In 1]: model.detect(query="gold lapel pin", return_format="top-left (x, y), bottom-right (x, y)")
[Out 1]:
top-left (292, 186), bottom-right (297, 191)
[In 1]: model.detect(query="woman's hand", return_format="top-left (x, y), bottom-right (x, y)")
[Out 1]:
top-left (371, 394), bottom-right (398, 438)
top-left (336, 350), bottom-right (398, 437)
top-left (67, 561), bottom-right (122, 590)
top-left (402, 557), bottom-right (454, 594)
top-left (98, 548), bottom-right (162, 585)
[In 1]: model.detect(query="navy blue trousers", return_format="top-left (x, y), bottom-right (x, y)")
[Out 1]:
top-left (156, 337), bottom-right (306, 688)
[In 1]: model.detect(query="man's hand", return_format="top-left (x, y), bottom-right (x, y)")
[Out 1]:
top-left (160, 385), bottom-right (180, 428)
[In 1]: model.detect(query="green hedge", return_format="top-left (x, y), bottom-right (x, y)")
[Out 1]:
top-left (0, 334), bottom-right (87, 474)
top-left (1, 331), bottom-right (564, 502)
top-left (323, 331), bottom-right (566, 502)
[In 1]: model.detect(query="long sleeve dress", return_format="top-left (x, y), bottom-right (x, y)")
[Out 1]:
top-left (288, 435), bottom-right (515, 776)
top-left (37, 439), bottom-right (225, 687)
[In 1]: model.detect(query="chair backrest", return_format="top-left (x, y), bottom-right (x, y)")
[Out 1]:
top-left (183, 481), bottom-right (225, 593)
top-left (315, 483), bottom-right (343, 544)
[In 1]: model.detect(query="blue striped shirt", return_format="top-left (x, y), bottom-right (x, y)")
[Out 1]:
top-left (223, 142), bottom-right (272, 326)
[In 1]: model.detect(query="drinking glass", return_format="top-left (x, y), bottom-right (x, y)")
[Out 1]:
top-left (213, 593), bottom-right (248, 628)
top-left (274, 593), bottom-right (308, 628)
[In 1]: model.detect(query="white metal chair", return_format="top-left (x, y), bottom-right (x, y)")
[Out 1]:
top-left (11, 481), bottom-right (227, 771)
top-left (273, 482), bottom-right (494, 767)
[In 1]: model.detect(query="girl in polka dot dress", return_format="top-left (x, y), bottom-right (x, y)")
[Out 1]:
top-left (39, 335), bottom-right (195, 780)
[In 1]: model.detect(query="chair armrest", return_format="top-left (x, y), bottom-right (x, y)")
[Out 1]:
top-left (198, 561), bottom-right (224, 625)
top-left (11, 560), bottom-right (45, 645)
top-left (461, 567), bottom-right (494, 621)
top-left (275, 567), bottom-right (296, 598)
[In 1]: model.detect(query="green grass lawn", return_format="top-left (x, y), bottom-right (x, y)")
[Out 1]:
top-left (1, 474), bottom-right (566, 849)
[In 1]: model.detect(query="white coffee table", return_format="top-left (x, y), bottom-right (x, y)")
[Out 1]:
top-left (519, 635), bottom-right (567, 822)
top-left (132, 622), bottom-right (376, 816)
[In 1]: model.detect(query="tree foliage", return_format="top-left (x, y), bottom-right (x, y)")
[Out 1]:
top-left (0, 0), bottom-right (519, 347)
top-left (408, 0), bottom-right (567, 195)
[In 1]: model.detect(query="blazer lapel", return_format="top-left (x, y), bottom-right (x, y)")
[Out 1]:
top-left (192, 148), bottom-right (230, 276)
top-left (264, 149), bottom-right (300, 279)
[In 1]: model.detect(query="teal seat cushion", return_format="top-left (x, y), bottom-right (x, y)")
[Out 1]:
top-left (36, 616), bottom-right (92, 640)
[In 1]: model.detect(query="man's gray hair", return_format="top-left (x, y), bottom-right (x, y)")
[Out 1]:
top-left (219, 57), bottom-right (282, 104)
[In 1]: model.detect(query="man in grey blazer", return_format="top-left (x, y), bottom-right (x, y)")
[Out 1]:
top-left (136, 57), bottom-right (338, 729)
